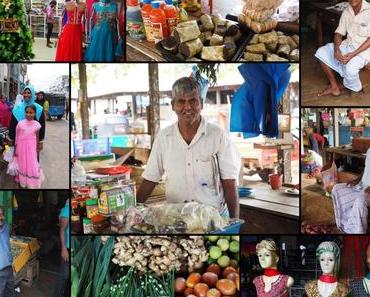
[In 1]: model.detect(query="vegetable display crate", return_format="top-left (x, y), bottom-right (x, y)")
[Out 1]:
top-left (11, 236), bottom-right (40, 255)
top-left (211, 219), bottom-right (244, 234)
top-left (21, 258), bottom-right (40, 288)
top-left (11, 241), bottom-right (31, 273)
top-left (14, 265), bottom-right (27, 285)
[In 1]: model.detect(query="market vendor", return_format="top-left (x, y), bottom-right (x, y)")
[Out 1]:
top-left (137, 77), bottom-right (241, 218)
top-left (315, 0), bottom-right (370, 97)
top-left (0, 206), bottom-right (14, 297)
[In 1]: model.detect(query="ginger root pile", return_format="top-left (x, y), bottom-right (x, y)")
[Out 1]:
top-left (112, 236), bottom-right (208, 275)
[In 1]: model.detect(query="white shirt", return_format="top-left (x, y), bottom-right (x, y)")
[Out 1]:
top-left (142, 117), bottom-right (241, 210)
top-left (335, 0), bottom-right (370, 62)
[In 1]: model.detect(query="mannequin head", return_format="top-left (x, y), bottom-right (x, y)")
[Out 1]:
top-left (256, 239), bottom-right (279, 269)
top-left (316, 241), bottom-right (340, 276)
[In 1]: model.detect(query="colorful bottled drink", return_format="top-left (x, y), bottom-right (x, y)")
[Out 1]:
top-left (141, 0), bottom-right (154, 42)
top-left (127, 0), bottom-right (145, 40)
top-left (164, 0), bottom-right (178, 34)
top-left (149, 1), bottom-right (169, 43)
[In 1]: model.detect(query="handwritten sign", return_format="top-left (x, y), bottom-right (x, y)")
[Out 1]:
top-left (0, 19), bottom-right (20, 33)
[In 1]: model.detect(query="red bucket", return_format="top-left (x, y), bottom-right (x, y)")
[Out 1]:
top-left (269, 174), bottom-right (282, 190)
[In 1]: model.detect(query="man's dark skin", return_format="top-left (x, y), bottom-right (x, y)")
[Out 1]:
top-left (318, 0), bottom-right (370, 97)
top-left (137, 90), bottom-right (239, 218)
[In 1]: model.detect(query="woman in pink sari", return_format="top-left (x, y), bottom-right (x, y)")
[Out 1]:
top-left (0, 95), bottom-right (11, 128)
top-left (14, 105), bottom-right (44, 189)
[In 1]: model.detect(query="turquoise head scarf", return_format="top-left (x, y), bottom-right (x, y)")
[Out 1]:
top-left (12, 85), bottom-right (43, 122)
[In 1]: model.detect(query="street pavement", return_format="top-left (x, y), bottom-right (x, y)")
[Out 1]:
top-left (0, 118), bottom-right (69, 189)
top-left (31, 37), bottom-right (58, 61)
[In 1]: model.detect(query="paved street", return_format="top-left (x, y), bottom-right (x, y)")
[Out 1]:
top-left (0, 118), bottom-right (69, 189)
top-left (32, 37), bottom-right (57, 61)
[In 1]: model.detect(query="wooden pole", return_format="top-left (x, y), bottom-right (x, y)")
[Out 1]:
top-left (148, 64), bottom-right (160, 145)
top-left (78, 63), bottom-right (90, 140)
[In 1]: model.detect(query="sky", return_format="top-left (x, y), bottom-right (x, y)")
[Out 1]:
top-left (27, 63), bottom-right (69, 92)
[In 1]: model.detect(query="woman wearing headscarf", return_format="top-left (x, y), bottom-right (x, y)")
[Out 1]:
top-left (331, 148), bottom-right (370, 234)
top-left (8, 85), bottom-right (46, 152)
top-left (0, 95), bottom-right (11, 128)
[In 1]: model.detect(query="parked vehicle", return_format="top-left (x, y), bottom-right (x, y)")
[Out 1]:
top-left (45, 93), bottom-right (66, 120)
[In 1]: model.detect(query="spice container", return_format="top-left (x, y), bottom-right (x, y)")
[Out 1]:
top-left (86, 199), bottom-right (98, 219)
top-left (71, 200), bottom-right (79, 216)
top-left (83, 218), bottom-right (94, 234)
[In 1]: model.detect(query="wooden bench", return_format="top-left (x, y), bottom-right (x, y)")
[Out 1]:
top-left (360, 64), bottom-right (370, 93)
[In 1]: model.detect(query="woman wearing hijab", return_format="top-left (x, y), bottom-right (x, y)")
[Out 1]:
top-left (8, 85), bottom-right (46, 152)
top-left (0, 95), bottom-right (11, 128)
top-left (332, 148), bottom-right (370, 234)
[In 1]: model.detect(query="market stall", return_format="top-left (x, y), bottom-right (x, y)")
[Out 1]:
top-left (71, 63), bottom-right (300, 235)
top-left (126, 0), bottom-right (299, 62)
top-left (1, 190), bottom-right (70, 297)
top-left (72, 235), bottom-right (240, 297)
top-left (301, 108), bottom-right (370, 234)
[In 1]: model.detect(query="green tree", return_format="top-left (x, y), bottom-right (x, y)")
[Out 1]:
top-left (0, 0), bottom-right (34, 61)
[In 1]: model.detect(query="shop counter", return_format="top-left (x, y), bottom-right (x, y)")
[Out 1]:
top-left (239, 182), bottom-right (299, 234)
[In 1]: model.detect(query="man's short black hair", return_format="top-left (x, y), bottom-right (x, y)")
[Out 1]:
top-left (50, 1), bottom-right (57, 5)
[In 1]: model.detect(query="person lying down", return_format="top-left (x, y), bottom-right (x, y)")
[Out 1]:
top-left (332, 148), bottom-right (370, 234)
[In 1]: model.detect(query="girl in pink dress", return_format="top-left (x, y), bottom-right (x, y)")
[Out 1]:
top-left (14, 105), bottom-right (44, 189)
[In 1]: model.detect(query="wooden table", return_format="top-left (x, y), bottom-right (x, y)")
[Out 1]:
top-left (239, 182), bottom-right (299, 234)
top-left (127, 37), bottom-right (166, 62)
top-left (323, 146), bottom-right (366, 165)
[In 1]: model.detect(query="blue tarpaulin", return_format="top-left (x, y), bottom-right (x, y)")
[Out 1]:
top-left (230, 63), bottom-right (291, 138)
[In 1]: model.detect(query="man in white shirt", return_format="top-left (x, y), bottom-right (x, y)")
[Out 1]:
top-left (137, 77), bottom-right (240, 218)
top-left (315, 0), bottom-right (370, 96)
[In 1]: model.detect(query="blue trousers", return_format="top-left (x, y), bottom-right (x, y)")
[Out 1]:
top-left (0, 266), bottom-right (14, 297)
top-left (52, 259), bottom-right (69, 297)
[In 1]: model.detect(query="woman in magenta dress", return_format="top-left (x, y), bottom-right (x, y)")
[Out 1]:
top-left (55, 0), bottom-right (86, 61)
top-left (14, 105), bottom-right (44, 189)
top-left (0, 95), bottom-right (11, 128)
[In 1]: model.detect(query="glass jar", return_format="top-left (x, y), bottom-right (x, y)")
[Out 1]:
top-left (86, 199), bottom-right (98, 219)
top-left (71, 215), bottom-right (82, 234)
top-left (91, 214), bottom-right (109, 234)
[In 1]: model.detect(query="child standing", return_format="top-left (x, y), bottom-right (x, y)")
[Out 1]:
top-left (44, 0), bottom-right (57, 48)
top-left (14, 105), bottom-right (44, 189)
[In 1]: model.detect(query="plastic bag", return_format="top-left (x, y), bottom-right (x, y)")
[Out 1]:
top-left (3, 146), bottom-right (14, 163)
top-left (307, 149), bottom-right (323, 167)
top-left (144, 202), bottom-right (228, 233)
top-left (72, 160), bottom-right (86, 185)
top-left (321, 161), bottom-right (338, 193)
top-left (7, 156), bottom-right (19, 176)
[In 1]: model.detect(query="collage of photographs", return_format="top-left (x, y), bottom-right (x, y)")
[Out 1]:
top-left (1, 0), bottom-right (370, 296)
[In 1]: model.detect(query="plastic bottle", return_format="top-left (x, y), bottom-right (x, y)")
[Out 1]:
top-left (141, 0), bottom-right (154, 42)
top-left (150, 1), bottom-right (169, 43)
top-left (164, 0), bottom-right (178, 34)
top-left (127, 0), bottom-right (146, 40)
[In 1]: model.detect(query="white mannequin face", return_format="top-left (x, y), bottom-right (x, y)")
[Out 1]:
top-left (319, 251), bottom-right (335, 275)
top-left (257, 248), bottom-right (278, 269)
